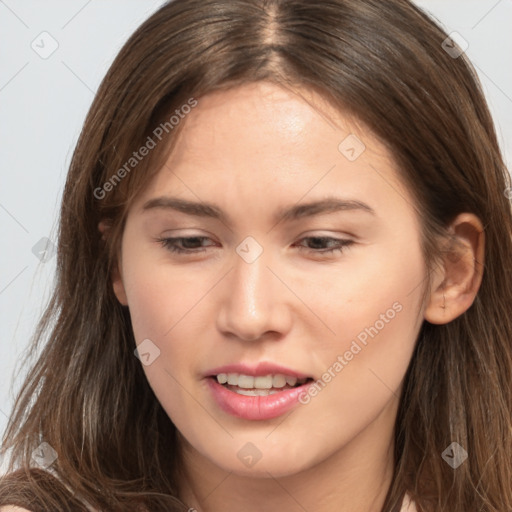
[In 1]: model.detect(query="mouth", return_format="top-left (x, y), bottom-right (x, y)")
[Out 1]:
top-left (209, 373), bottom-right (314, 396)
top-left (204, 363), bottom-right (316, 420)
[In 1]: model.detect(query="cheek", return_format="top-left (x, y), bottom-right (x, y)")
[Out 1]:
top-left (298, 237), bottom-right (425, 404)
top-left (122, 259), bottom-right (205, 426)
top-left (291, 297), bottom-right (421, 453)
top-left (121, 249), bottom-right (216, 396)
top-left (303, 234), bottom-right (425, 343)
top-left (121, 241), bottom-right (205, 342)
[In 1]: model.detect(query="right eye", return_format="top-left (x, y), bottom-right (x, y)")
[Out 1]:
top-left (156, 236), bottom-right (216, 254)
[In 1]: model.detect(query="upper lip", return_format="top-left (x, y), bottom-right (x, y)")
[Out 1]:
top-left (205, 362), bottom-right (312, 379)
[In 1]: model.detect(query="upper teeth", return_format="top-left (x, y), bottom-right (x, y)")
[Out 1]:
top-left (216, 373), bottom-right (307, 389)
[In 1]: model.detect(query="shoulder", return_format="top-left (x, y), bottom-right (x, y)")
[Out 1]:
top-left (401, 492), bottom-right (418, 511)
top-left (0, 507), bottom-right (34, 511)
top-left (0, 467), bottom-right (93, 511)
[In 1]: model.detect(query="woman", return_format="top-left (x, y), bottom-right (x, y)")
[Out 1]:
top-left (1, 0), bottom-right (511, 511)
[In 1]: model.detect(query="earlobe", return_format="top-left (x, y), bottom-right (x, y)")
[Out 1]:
top-left (424, 213), bottom-right (485, 325)
top-left (98, 219), bottom-right (129, 306)
top-left (112, 263), bottom-right (129, 306)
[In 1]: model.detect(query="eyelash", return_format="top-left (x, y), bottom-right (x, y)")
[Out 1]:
top-left (156, 236), bottom-right (354, 256)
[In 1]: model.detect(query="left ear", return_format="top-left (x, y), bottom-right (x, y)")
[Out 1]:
top-left (424, 213), bottom-right (485, 325)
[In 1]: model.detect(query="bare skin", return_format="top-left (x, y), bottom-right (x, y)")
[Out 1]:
top-left (106, 81), bottom-right (484, 512)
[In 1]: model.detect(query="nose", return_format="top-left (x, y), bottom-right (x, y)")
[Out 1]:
top-left (216, 243), bottom-right (292, 342)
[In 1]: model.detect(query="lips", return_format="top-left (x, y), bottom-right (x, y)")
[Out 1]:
top-left (205, 362), bottom-right (312, 380)
top-left (204, 362), bottom-right (314, 420)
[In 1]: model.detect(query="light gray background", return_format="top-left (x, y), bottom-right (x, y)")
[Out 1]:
top-left (1, 0), bottom-right (511, 455)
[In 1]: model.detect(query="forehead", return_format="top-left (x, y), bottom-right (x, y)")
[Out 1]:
top-left (130, 81), bottom-right (417, 227)
top-left (172, 81), bottom-right (359, 159)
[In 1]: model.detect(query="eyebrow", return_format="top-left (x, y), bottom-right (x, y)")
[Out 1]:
top-left (142, 196), bottom-right (376, 224)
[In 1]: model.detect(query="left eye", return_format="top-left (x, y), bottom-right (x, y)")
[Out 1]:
top-left (157, 236), bottom-right (354, 255)
top-left (294, 236), bottom-right (354, 255)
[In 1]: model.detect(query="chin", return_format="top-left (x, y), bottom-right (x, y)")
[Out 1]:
top-left (208, 445), bottom-right (316, 479)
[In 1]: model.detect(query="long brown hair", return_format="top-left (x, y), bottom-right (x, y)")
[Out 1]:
top-left (1, 0), bottom-right (511, 510)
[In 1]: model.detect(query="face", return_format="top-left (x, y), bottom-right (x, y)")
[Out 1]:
top-left (113, 81), bottom-right (429, 478)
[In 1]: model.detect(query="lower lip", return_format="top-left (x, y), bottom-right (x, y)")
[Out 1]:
top-left (206, 377), bottom-right (312, 420)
